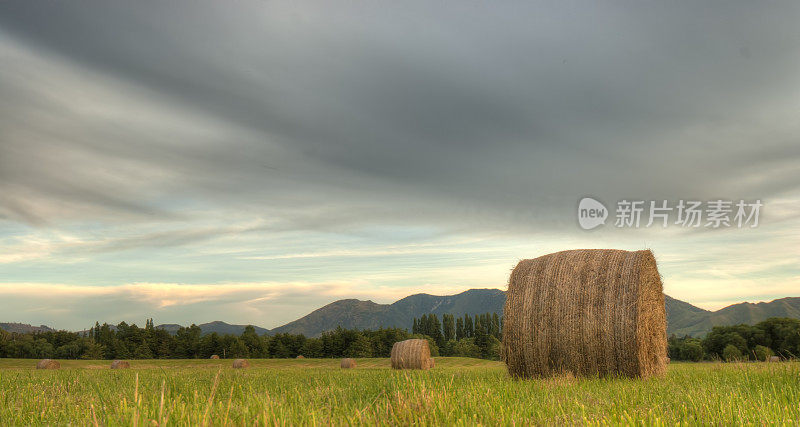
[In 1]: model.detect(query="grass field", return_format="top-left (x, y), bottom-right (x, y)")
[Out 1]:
top-left (0, 357), bottom-right (798, 425)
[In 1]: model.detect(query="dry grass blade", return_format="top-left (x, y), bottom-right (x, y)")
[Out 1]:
top-left (201, 369), bottom-right (222, 426)
top-left (90, 403), bottom-right (100, 427)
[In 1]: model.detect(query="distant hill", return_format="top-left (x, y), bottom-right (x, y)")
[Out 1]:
top-left (5, 291), bottom-right (799, 338)
top-left (269, 290), bottom-right (800, 337)
top-left (0, 322), bottom-right (55, 334)
top-left (155, 321), bottom-right (269, 336)
top-left (668, 297), bottom-right (800, 336)
top-left (269, 289), bottom-right (506, 336)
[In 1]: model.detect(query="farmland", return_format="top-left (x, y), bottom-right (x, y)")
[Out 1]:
top-left (0, 358), bottom-right (798, 425)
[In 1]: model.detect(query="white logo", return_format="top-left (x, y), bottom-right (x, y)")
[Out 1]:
top-left (578, 197), bottom-right (608, 230)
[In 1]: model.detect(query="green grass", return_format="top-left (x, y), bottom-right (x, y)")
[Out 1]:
top-left (0, 358), bottom-right (798, 425)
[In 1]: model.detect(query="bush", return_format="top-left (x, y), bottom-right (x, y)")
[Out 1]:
top-left (451, 338), bottom-right (481, 358)
top-left (681, 341), bottom-right (705, 362)
top-left (753, 345), bottom-right (774, 362)
top-left (723, 344), bottom-right (743, 362)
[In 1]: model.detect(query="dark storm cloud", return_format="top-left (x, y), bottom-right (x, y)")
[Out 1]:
top-left (1, 0), bottom-right (799, 231)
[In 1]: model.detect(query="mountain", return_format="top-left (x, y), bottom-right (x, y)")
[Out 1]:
top-left (664, 295), bottom-right (712, 334)
top-left (155, 321), bottom-right (269, 336)
top-left (5, 291), bottom-right (799, 338)
top-left (269, 289), bottom-right (506, 337)
top-left (270, 291), bottom-right (800, 337)
top-left (0, 322), bottom-right (56, 334)
top-left (668, 297), bottom-right (800, 336)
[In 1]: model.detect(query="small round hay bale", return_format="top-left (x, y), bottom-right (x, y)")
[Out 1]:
top-left (232, 359), bottom-right (250, 369)
top-left (36, 359), bottom-right (60, 370)
top-left (340, 358), bottom-right (357, 369)
top-left (110, 360), bottom-right (130, 369)
top-left (390, 339), bottom-right (433, 370)
top-left (769, 356), bottom-right (780, 363)
top-left (296, 355), bottom-right (305, 359)
top-left (503, 249), bottom-right (667, 379)
top-left (210, 355), bottom-right (220, 359)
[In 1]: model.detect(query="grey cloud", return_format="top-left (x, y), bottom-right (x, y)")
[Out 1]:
top-left (1, 1), bottom-right (799, 232)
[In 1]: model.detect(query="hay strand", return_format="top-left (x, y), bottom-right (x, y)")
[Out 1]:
top-left (232, 359), bottom-right (250, 369)
top-left (110, 360), bottom-right (130, 369)
top-left (502, 249), bottom-right (667, 379)
top-left (36, 359), bottom-right (60, 369)
top-left (340, 358), bottom-right (357, 369)
top-left (390, 339), bottom-right (433, 370)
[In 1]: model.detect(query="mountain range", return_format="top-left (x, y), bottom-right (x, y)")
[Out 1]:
top-left (3, 289), bottom-right (799, 337)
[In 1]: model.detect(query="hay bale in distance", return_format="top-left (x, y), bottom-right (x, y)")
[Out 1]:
top-left (232, 359), bottom-right (250, 369)
top-left (210, 355), bottom-right (220, 359)
top-left (390, 339), bottom-right (433, 370)
top-left (296, 355), bottom-right (305, 359)
top-left (110, 360), bottom-right (130, 369)
top-left (340, 358), bottom-right (357, 369)
top-left (36, 359), bottom-right (60, 370)
top-left (769, 356), bottom-right (780, 363)
top-left (503, 249), bottom-right (667, 379)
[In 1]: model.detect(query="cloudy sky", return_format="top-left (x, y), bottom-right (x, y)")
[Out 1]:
top-left (1, 1), bottom-right (798, 330)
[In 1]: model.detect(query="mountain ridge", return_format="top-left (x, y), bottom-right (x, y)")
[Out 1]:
top-left (3, 291), bottom-right (799, 338)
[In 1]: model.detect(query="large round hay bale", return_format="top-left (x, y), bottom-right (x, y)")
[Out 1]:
top-left (390, 339), bottom-right (433, 370)
top-left (769, 356), bottom-right (780, 363)
top-left (110, 360), bottom-right (130, 369)
top-left (340, 358), bottom-right (357, 369)
top-left (210, 355), bottom-right (220, 359)
top-left (232, 359), bottom-right (250, 369)
top-left (503, 249), bottom-right (667, 379)
top-left (36, 359), bottom-right (60, 370)
top-left (296, 355), bottom-right (305, 359)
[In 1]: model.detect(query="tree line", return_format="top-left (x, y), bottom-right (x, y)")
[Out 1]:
top-left (668, 318), bottom-right (800, 361)
top-left (412, 313), bottom-right (502, 359)
top-left (0, 313), bottom-right (504, 360)
top-left (9, 313), bottom-right (791, 362)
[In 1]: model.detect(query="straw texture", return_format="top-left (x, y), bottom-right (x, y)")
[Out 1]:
top-left (390, 339), bottom-right (433, 370)
top-left (36, 359), bottom-right (60, 369)
top-left (110, 360), bottom-right (130, 369)
top-left (232, 359), bottom-right (250, 369)
top-left (502, 249), bottom-right (667, 378)
top-left (340, 358), bottom-right (357, 369)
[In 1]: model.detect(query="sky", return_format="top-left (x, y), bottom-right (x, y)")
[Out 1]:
top-left (0, 1), bottom-right (799, 331)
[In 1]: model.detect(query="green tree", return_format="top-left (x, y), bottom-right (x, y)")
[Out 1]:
top-left (443, 314), bottom-right (455, 342)
top-left (241, 325), bottom-right (265, 357)
top-left (452, 338), bottom-right (481, 358)
top-left (723, 344), bottom-right (743, 362)
top-left (681, 341), bottom-right (705, 361)
top-left (346, 334), bottom-right (373, 358)
top-left (229, 338), bottom-right (249, 358)
top-left (753, 345), bottom-right (774, 361)
top-left (134, 341), bottom-right (153, 359)
top-left (464, 314), bottom-right (474, 338)
top-left (455, 318), bottom-right (464, 341)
